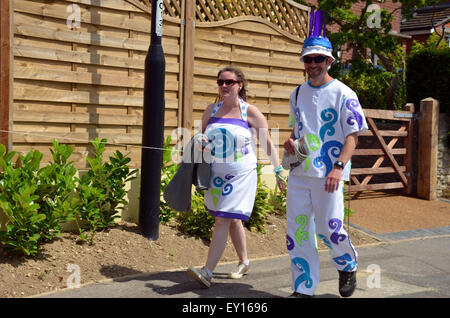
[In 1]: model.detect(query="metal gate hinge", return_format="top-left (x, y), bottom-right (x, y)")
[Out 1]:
top-left (394, 113), bottom-right (417, 119)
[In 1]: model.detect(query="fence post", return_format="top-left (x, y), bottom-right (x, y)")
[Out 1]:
top-left (0, 0), bottom-right (12, 150)
top-left (182, 0), bottom-right (195, 131)
top-left (403, 103), bottom-right (415, 195)
top-left (417, 98), bottom-right (439, 200)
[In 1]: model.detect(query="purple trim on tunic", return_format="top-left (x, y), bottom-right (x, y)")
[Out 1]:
top-left (204, 205), bottom-right (250, 221)
top-left (208, 117), bottom-right (250, 129)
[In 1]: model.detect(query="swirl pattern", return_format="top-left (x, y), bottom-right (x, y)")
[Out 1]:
top-left (213, 176), bottom-right (225, 187)
top-left (319, 108), bottom-right (337, 142)
top-left (333, 253), bottom-right (357, 272)
top-left (224, 174), bottom-right (235, 181)
top-left (295, 215), bottom-right (309, 246)
top-left (292, 257), bottom-right (313, 290)
top-left (208, 127), bottom-right (236, 160)
top-left (222, 183), bottom-right (233, 196)
top-left (304, 134), bottom-right (320, 172)
top-left (318, 234), bottom-right (332, 250)
top-left (286, 235), bottom-right (295, 251)
top-left (345, 98), bottom-right (363, 130)
top-left (328, 218), bottom-right (347, 244)
top-left (295, 108), bottom-right (303, 131)
top-left (313, 140), bottom-right (343, 175)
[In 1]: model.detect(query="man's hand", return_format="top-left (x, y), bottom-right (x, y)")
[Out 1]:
top-left (325, 167), bottom-right (342, 193)
top-left (283, 137), bottom-right (295, 155)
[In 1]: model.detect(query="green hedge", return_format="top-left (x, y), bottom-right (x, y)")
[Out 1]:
top-left (406, 47), bottom-right (450, 114)
top-left (0, 139), bottom-right (137, 255)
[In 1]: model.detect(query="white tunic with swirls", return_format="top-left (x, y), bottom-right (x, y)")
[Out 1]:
top-left (288, 79), bottom-right (368, 180)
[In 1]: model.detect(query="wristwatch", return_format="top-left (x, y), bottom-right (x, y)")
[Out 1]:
top-left (334, 160), bottom-right (345, 170)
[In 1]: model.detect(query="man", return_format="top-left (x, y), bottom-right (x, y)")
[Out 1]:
top-left (283, 9), bottom-right (368, 298)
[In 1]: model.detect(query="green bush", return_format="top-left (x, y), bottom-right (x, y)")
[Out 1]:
top-left (0, 141), bottom-right (78, 255)
top-left (406, 46), bottom-right (450, 114)
top-left (0, 138), bottom-right (136, 254)
top-left (159, 136), bottom-right (179, 224)
top-left (76, 138), bottom-right (137, 244)
top-left (269, 183), bottom-right (287, 215)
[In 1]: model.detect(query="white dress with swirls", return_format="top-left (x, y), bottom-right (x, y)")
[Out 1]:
top-left (203, 99), bottom-right (258, 221)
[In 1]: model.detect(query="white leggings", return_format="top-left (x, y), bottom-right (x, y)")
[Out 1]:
top-left (286, 175), bottom-right (357, 296)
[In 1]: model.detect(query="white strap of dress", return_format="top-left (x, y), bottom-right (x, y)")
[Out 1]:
top-left (239, 99), bottom-right (248, 122)
top-left (210, 101), bottom-right (223, 117)
top-left (211, 99), bottom-right (248, 121)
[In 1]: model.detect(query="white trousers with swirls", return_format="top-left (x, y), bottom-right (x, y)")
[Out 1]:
top-left (286, 175), bottom-right (358, 296)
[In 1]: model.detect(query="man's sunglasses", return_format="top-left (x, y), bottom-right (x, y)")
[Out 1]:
top-left (217, 79), bottom-right (239, 86)
top-left (303, 55), bottom-right (328, 64)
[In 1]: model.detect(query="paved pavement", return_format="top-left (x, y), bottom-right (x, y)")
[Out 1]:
top-left (37, 234), bottom-right (450, 299)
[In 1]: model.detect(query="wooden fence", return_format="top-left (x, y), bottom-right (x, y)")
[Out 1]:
top-left (5, 0), bottom-right (309, 168)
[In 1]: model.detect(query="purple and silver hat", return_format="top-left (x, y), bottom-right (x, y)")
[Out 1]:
top-left (300, 9), bottom-right (335, 62)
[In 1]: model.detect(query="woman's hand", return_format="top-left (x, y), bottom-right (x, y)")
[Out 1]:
top-left (276, 176), bottom-right (287, 191)
top-left (273, 165), bottom-right (287, 191)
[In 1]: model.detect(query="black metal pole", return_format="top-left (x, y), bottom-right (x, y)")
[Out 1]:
top-left (139, 0), bottom-right (165, 240)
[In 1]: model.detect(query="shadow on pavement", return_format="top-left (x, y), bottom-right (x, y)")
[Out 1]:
top-left (104, 268), bottom-right (282, 298)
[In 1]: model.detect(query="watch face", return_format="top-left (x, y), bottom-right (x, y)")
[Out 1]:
top-left (334, 161), bottom-right (344, 169)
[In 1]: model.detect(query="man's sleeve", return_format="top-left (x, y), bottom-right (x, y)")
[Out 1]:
top-left (340, 93), bottom-right (368, 137)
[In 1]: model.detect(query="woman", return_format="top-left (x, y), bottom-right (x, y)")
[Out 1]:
top-left (187, 66), bottom-right (286, 288)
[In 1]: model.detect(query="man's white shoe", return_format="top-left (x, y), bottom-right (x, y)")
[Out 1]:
top-left (228, 262), bottom-right (250, 279)
top-left (187, 266), bottom-right (212, 288)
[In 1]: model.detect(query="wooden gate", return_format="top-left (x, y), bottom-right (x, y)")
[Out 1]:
top-left (349, 104), bottom-right (416, 196)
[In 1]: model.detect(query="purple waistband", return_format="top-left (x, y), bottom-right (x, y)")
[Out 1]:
top-left (208, 117), bottom-right (250, 129)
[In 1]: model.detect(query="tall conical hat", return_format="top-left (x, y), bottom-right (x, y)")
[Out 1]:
top-left (300, 8), bottom-right (335, 62)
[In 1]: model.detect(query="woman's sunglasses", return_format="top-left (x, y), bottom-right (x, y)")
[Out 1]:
top-left (217, 79), bottom-right (239, 86)
top-left (303, 55), bottom-right (328, 64)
